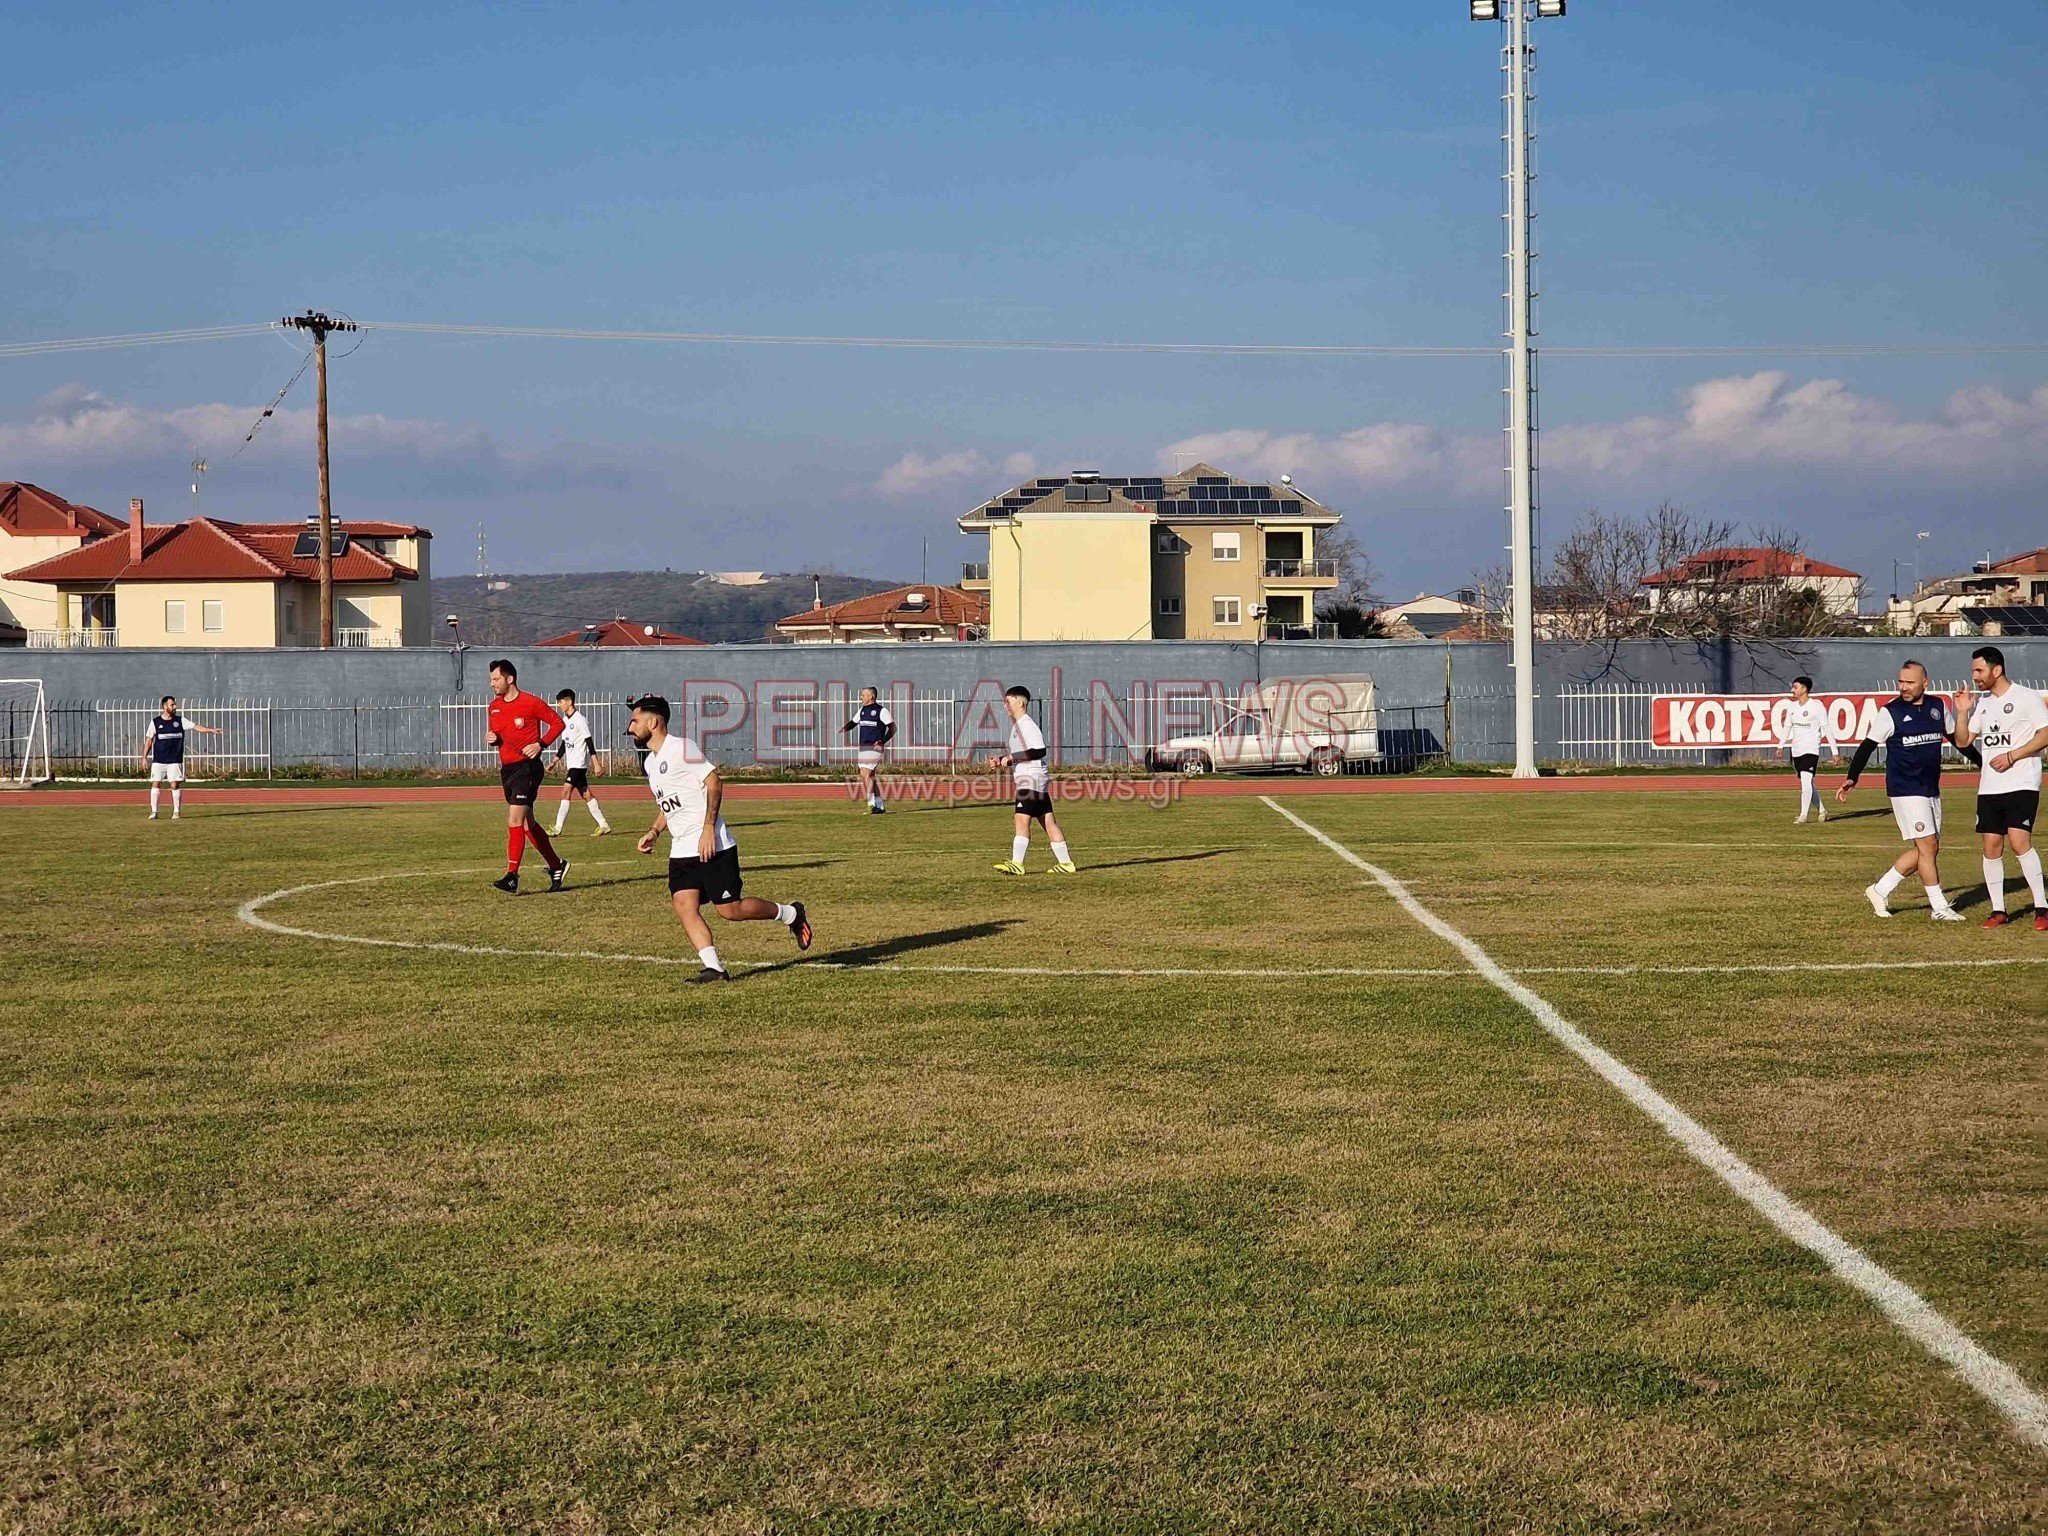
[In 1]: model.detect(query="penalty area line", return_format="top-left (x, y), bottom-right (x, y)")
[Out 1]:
top-left (1259, 793), bottom-right (2048, 1455)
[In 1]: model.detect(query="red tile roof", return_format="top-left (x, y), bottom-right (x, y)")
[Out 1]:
top-left (1642, 547), bottom-right (1860, 585)
top-left (0, 482), bottom-right (125, 539)
top-left (775, 584), bottom-right (989, 633)
top-left (535, 619), bottom-right (705, 647)
top-left (1990, 546), bottom-right (2048, 576)
top-left (235, 520), bottom-right (430, 539)
top-left (4, 517), bottom-right (418, 584)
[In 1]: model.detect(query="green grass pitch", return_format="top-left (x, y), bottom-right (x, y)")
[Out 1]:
top-left (2, 785), bottom-right (2043, 1532)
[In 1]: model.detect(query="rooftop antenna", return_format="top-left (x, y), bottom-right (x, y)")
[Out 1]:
top-left (190, 458), bottom-right (208, 509)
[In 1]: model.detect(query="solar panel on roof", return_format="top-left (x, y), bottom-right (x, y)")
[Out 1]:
top-left (291, 531), bottom-right (350, 559)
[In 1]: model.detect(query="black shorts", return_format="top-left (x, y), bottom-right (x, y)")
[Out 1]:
top-left (565, 766), bottom-right (590, 792)
top-left (669, 845), bottom-right (744, 903)
top-left (1976, 789), bottom-right (2040, 836)
top-left (1015, 787), bottom-right (1053, 820)
top-left (1791, 753), bottom-right (1820, 775)
top-left (500, 759), bottom-right (545, 806)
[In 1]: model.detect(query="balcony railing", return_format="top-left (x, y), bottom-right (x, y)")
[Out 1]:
top-left (1262, 620), bottom-right (1339, 641)
top-left (1263, 558), bottom-right (1339, 580)
top-left (336, 628), bottom-right (401, 649)
top-left (960, 562), bottom-right (990, 582)
top-left (27, 628), bottom-right (120, 649)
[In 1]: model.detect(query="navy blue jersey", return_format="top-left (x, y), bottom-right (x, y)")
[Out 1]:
top-left (848, 701), bottom-right (893, 748)
top-left (148, 714), bottom-right (187, 765)
top-left (1874, 695), bottom-right (1954, 798)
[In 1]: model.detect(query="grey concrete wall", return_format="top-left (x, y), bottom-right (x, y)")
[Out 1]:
top-left (4, 636), bottom-right (2040, 768)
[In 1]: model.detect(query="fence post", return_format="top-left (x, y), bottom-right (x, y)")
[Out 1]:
top-left (353, 701), bottom-right (361, 779)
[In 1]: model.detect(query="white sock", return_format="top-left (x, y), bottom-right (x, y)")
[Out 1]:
top-left (1011, 835), bottom-right (1029, 863)
top-left (171, 788), bottom-right (182, 817)
top-left (1983, 857), bottom-right (2007, 913)
top-left (588, 798), bottom-right (608, 830)
top-left (1927, 884), bottom-right (1949, 910)
top-left (553, 803), bottom-right (569, 833)
top-left (697, 945), bottom-right (723, 972)
top-left (2019, 848), bottom-right (2046, 907)
top-left (149, 784), bottom-right (160, 815)
top-left (1875, 868), bottom-right (1906, 898)
top-left (775, 903), bottom-right (796, 925)
top-left (1051, 840), bottom-right (1071, 863)
top-left (1798, 771), bottom-right (1814, 814)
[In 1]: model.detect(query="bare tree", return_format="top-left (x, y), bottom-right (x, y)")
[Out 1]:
top-left (1541, 504), bottom-right (1859, 643)
top-left (1314, 526), bottom-right (1385, 611)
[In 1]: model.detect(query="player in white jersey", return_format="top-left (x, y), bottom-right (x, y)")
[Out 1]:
top-left (626, 694), bottom-right (812, 982)
top-left (1774, 675), bottom-right (1839, 824)
top-left (549, 690), bottom-right (611, 836)
top-left (1952, 645), bottom-right (2048, 931)
top-left (990, 684), bottom-right (1076, 874)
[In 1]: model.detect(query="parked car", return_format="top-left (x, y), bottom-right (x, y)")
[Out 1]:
top-left (1141, 673), bottom-right (1381, 776)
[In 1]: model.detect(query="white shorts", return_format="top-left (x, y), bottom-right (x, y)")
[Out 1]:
top-left (149, 763), bottom-right (185, 784)
top-left (1890, 794), bottom-right (1941, 842)
top-left (856, 750), bottom-right (884, 771)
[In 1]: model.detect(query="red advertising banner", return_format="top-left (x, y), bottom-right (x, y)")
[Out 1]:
top-left (1650, 692), bottom-right (1949, 750)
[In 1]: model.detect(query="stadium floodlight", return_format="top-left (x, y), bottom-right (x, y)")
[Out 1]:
top-left (1470, 1), bottom-right (1501, 18)
top-left (1471, 0), bottom-right (1568, 778)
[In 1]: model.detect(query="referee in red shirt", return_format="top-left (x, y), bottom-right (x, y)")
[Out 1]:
top-left (487, 659), bottom-right (570, 893)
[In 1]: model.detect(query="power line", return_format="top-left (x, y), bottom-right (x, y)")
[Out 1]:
top-left (0, 322), bottom-right (275, 359)
top-left (1, 318), bottom-right (2046, 361)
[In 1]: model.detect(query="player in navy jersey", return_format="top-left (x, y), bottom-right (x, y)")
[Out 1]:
top-left (1836, 659), bottom-right (1969, 920)
top-left (841, 686), bottom-right (894, 813)
top-left (141, 697), bottom-right (220, 820)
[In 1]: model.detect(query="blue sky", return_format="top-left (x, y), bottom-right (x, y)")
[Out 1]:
top-left (2, 0), bottom-right (2043, 597)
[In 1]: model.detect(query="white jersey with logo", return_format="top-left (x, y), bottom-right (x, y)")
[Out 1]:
top-left (1969, 683), bottom-right (2048, 795)
top-left (1775, 699), bottom-right (1837, 758)
top-left (558, 710), bottom-right (594, 770)
top-left (1008, 713), bottom-right (1049, 792)
top-left (643, 732), bottom-right (736, 858)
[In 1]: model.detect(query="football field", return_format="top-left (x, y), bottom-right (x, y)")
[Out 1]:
top-left (3, 783), bottom-right (2044, 1532)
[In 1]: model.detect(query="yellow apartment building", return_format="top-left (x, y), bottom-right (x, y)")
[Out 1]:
top-left (957, 465), bottom-right (1341, 641)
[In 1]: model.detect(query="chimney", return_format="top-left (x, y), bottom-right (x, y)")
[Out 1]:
top-left (128, 499), bottom-right (145, 567)
top-left (811, 573), bottom-right (823, 611)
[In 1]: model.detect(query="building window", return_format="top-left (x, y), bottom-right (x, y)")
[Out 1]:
top-left (1212, 531), bottom-right (1240, 562)
top-left (1214, 596), bottom-right (1242, 626)
top-left (1156, 529), bottom-right (1183, 554)
top-left (164, 600), bottom-right (187, 635)
top-left (202, 600), bottom-right (224, 633)
top-left (1158, 595), bottom-right (1182, 616)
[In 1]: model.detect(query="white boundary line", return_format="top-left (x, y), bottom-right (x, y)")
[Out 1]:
top-left (233, 866), bottom-right (2048, 981)
top-left (1258, 794), bottom-right (2048, 1453)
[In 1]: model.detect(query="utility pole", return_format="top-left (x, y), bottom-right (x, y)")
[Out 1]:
top-left (1472, 0), bottom-right (1565, 777)
top-left (279, 311), bottom-right (357, 646)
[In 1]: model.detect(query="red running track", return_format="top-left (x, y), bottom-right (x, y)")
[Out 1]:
top-left (2, 774), bottom-right (1787, 808)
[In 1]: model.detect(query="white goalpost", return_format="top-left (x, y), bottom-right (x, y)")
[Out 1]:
top-left (0, 679), bottom-right (53, 786)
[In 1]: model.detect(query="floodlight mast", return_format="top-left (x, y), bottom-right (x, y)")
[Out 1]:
top-left (1473, 0), bottom-right (1561, 776)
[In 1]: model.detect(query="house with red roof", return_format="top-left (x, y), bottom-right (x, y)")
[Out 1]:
top-left (0, 483), bottom-right (128, 643)
top-left (773, 584), bottom-right (988, 644)
top-left (5, 499), bottom-right (433, 648)
top-left (535, 618), bottom-right (705, 647)
top-left (1639, 547), bottom-right (1862, 621)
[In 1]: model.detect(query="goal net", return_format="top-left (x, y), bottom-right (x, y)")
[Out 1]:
top-left (0, 680), bottom-right (52, 785)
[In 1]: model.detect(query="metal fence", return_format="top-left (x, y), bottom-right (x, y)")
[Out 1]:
top-left (37, 687), bottom-right (1518, 778)
top-left (1555, 679), bottom-right (2041, 767)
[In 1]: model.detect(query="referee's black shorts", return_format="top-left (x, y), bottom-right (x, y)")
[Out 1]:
top-left (500, 759), bottom-right (545, 806)
top-left (1976, 789), bottom-right (2039, 836)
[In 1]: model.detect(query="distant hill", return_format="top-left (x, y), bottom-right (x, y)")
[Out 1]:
top-left (433, 570), bottom-right (909, 645)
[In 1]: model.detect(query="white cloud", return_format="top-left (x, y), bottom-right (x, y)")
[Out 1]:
top-left (1160, 374), bottom-right (2048, 502)
top-left (1159, 424), bottom-right (1495, 494)
top-left (0, 385), bottom-right (629, 497)
top-left (875, 448), bottom-right (1036, 497)
top-left (1546, 373), bottom-right (2048, 477)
